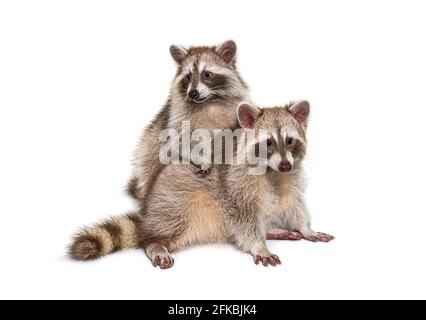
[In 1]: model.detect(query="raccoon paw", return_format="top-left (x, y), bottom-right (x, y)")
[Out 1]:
top-left (266, 229), bottom-right (302, 240)
top-left (196, 168), bottom-right (212, 178)
top-left (303, 232), bottom-right (334, 243)
top-left (152, 253), bottom-right (175, 269)
top-left (252, 253), bottom-right (281, 267)
top-left (190, 161), bottom-right (212, 178)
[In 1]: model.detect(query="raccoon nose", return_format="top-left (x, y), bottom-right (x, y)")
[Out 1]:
top-left (188, 89), bottom-right (200, 100)
top-left (278, 161), bottom-right (292, 172)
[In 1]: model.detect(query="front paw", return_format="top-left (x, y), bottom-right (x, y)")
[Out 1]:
top-left (303, 232), bottom-right (334, 243)
top-left (252, 253), bottom-right (281, 267)
top-left (196, 168), bottom-right (212, 177)
top-left (193, 163), bottom-right (212, 177)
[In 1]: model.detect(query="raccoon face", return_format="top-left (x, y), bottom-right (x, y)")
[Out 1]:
top-left (264, 127), bottom-right (306, 173)
top-left (237, 101), bottom-right (310, 173)
top-left (170, 41), bottom-right (248, 105)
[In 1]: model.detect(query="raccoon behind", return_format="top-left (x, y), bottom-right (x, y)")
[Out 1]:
top-left (69, 41), bottom-right (251, 261)
top-left (129, 40), bottom-right (251, 202)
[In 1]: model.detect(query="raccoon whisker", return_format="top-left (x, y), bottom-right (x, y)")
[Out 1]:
top-left (210, 92), bottom-right (228, 100)
top-left (211, 91), bottom-right (241, 100)
top-left (209, 85), bottom-right (227, 91)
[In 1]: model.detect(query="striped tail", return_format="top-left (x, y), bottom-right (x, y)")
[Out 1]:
top-left (68, 212), bottom-right (141, 261)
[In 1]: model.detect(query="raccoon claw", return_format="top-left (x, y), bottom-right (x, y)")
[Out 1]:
top-left (152, 255), bottom-right (174, 269)
top-left (303, 232), bottom-right (334, 243)
top-left (253, 254), bottom-right (281, 267)
top-left (196, 169), bottom-right (211, 178)
top-left (191, 161), bottom-right (212, 178)
top-left (266, 229), bottom-right (302, 240)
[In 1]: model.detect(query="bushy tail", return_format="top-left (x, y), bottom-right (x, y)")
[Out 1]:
top-left (68, 212), bottom-right (141, 261)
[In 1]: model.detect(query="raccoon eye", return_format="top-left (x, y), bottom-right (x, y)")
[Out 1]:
top-left (286, 137), bottom-right (294, 145)
top-left (203, 71), bottom-right (212, 78)
top-left (186, 73), bottom-right (192, 80)
top-left (266, 139), bottom-right (273, 147)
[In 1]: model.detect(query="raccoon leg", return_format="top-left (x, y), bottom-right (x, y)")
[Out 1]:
top-left (226, 210), bottom-right (281, 266)
top-left (232, 230), bottom-right (281, 266)
top-left (145, 243), bottom-right (174, 269)
top-left (285, 200), bottom-right (334, 243)
top-left (266, 228), bottom-right (302, 240)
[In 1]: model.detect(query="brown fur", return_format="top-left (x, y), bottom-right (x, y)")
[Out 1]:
top-left (169, 190), bottom-right (227, 251)
top-left (69, 234), bottom-right (103, 261)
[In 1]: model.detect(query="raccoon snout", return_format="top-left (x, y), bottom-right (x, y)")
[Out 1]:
top-left (278, 161), bottom-right (292, 172)
top-left (188, 89), bottom-right (200, 101)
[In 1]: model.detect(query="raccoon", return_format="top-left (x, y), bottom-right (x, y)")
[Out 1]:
top-left (219, 101), bottom-right (334, 266)
top-left (128, 40), bottom-right (250, 202)
top-left (69, 40), bottom-right (250, 262)
top-left (69, 101), bottom-right (333, 268)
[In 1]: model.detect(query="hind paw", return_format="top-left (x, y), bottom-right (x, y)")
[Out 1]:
top-left (146, 243), bottom-right (175, 269)
top-left (303, 231), bottom-right (334, 243)
top-left (266, 229), bottom-right (302, 241)
top-left (152, 254), bottom-right (174, 269)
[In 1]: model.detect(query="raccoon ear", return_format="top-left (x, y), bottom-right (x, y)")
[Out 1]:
top-left (237, 102), bottom-right (261, 128)
top-left (216, 40), bottom-right (237, 64)
top-left (169, 45), bottom-right (188, 65)
top-left (289, 101), bottom-right (310, 126)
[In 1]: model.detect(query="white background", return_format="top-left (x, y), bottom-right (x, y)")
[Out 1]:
top-left (1, 0), bottom-right (425, 300)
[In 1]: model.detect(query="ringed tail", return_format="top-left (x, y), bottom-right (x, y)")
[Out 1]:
top-left (68, 212), bottom-right (141, 261)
